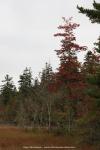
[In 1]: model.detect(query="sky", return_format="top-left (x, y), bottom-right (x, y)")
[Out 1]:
top-left (0, 0), bottom-right (99, 86)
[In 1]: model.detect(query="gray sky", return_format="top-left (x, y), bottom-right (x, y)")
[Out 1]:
top-left (0, 0), bottom-right (99, 86)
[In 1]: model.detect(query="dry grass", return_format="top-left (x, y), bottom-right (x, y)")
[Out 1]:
top-left (0, 125), bottom-right (96, 150)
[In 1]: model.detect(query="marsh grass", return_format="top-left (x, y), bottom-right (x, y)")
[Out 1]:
top-left (0, 125), bottom-right (96, 150)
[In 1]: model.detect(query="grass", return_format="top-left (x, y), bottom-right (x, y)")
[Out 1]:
top-left (0, 125), bottom-right (97, 150)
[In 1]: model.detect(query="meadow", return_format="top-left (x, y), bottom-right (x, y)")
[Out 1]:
top-left (0, 125), bottom-right (96, 150)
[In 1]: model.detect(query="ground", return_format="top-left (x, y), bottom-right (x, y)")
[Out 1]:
top-left (0, 125), bottom-right (96, 150)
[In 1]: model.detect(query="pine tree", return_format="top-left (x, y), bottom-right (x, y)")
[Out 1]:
top-left (39, 63), bottom-right (54, 129)
top-left (40, 62), bottom-right (53, 86)
top-left (77, 1), bottom-right (100, 23)
top-left (79, 49), bottom-right (100, 144)
top-left (1, 74), bottom-right (16, 105)
top-left (94, 36), bottom-right (100, 53)
top-left (82, 50), bottom-right (100, 75)
top-left (18, 67), bottom-right (33, 97)
top-left (17, 67), bottom-right (35, 126)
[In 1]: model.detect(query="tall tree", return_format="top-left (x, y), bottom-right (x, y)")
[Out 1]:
top-left (39, 63), bottom-right (54, 129)
top-left (0, 74), bottom-right (16, 105)
top-left (17, 67), bottom-right (35, 126)
top-left (54, 17), bottom-right (86, 133)
top-left (18, 67), bottom-right (33, 97)
top-left (0, 74), bottom-right (17, 123)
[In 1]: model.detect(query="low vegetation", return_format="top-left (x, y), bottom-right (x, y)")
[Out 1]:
top-left (0, 125), bottom-right (97, 150)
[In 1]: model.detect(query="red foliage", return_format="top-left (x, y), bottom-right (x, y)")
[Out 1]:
top-left (53, 17), bottom-right (86, 88)
top-left (50, 17), bottom-right (88, 117)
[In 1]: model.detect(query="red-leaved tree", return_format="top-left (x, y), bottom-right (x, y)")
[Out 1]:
top-left (54, 17), bottom-right (87, 132)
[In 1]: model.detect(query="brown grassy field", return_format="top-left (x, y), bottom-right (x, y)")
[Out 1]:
top-left (0, 125), bottom-right (96, 150)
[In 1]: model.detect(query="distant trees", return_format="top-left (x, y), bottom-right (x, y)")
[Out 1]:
top-left (0, 74), bottom-right (17, 122)
top-left (18, 67), bottom-right (33, 97)
top-left (17, 67), bottom-right (34, 126)
top-left (1, 74), bottom-right (16, 105)
top-left (82, 50), bottom-right (99, 74)
top-left (15, 64), bottom-right (55, 128)
top-left (38, 63), bottom-right (55, 129)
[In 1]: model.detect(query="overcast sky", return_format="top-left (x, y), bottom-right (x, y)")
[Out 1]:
top-left (0, 0), bottom-right (99, 86)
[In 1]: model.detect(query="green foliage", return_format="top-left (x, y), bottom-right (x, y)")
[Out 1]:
top-left (77, 111), bottom-right (100, 144)
top-left (1, 74), bottom-right (16, 105)
top-left (94, 36), bottom-right (100, 53)
top-left (40, 62), bottom-right (54, 87)
top-left (77, 1), bottom-right (100, 23)
top-left (18, 67), bottom-right (33, 97)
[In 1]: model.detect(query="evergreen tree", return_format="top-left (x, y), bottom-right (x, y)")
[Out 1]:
top-left (79, 49), bottom-right (100, 144)
top-left (17, 67), bottom-right (35, 126)
top-left (94, 36), bottom-right (100, 53)
top-left (0, 74), bottom-right (16, 105)
top-left (18, 67), bottom-right (33, 97)
top-left (40, 62), bottom-right (53, 86)
top-left (77, 1), bottom-right (100, 23)
top-left (77, 1), bottom-right (100, 54)
top-left (82, 50), bottom-right (99, 75)
top-left (39, 63), bottom-right (54, 129)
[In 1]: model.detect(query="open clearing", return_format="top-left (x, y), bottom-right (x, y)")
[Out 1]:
top-left (0, 125), bottom-right (95, 150)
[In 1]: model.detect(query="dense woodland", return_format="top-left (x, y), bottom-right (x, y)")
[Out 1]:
top-left (0, 0), bottom-right (100, 146)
